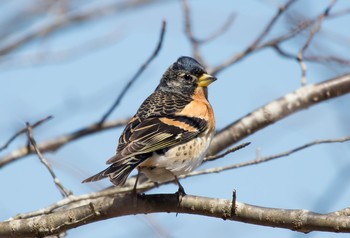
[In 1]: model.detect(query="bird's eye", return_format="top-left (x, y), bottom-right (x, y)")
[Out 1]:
top-left (183, 74), bottom-right (192, 80)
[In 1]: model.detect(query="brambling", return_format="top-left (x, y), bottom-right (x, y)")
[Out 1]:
top-left (83, 56), bottom-right (216, 194)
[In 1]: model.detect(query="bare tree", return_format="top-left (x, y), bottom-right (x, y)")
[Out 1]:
top-left (1, 0), bottom-right (350, 237)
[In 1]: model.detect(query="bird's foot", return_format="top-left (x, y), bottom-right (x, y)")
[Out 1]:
top-left (175, 182), bottom-right (186, 207)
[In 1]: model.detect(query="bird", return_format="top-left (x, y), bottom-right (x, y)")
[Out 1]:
top-left (83, 56), bottom-right (216, 194)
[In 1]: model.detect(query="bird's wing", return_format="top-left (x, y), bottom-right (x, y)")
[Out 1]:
top-left (106, 115), bottom-right (207, 164)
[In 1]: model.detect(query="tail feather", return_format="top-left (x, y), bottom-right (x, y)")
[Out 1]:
top-left (82, 157), bottom-right (143, 186)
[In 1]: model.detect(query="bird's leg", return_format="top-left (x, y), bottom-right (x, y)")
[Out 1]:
top-left (132, 170), bottom-right (141, 195)
top-left (174, 176), bottom-right (186, 197)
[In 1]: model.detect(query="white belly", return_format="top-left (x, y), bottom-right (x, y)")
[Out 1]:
top-left (139, 133), bottom-right (213, 183)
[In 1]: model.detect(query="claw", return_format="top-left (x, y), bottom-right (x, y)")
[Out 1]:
top-left (174, 176), bottom-right (186, 205)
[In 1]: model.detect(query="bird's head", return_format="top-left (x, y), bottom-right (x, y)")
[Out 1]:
top-left (158, 56), bottom-right (217, 95)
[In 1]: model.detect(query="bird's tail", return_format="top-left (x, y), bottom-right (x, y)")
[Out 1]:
top-left (82, 157), bottom-right (142, 186)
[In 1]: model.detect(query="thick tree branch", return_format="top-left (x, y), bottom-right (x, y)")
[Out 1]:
top-left (208, 73), bottom-right (350, 155)
top-left (1, 193), bottom-right (350, 237)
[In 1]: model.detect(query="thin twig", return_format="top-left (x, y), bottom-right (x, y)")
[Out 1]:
top-left (297, 51), bottom-right (308, 85)
top-left (259, 16), bottom-right (319, 52)
top-left (297, 0), bottom-right (337, 85)
top-left (181, 0), bottom-right (203, 64)
top-left (181, 0), bottom-right (235, 65)
top-left (266, 4), bottom-right (350, 87)
top-left (250, 0), bottom-right (297, 49)
top-left (231, 189), bottom-right (236, 216)
top-left (189, 136), bottom-right (350, 177)
top-left (26, 123), bottom-right (72, 198)
top-left (306, 55), bottom-right (350, 66)
top-left (265, 3), bottom-right (350, 60)
top-left (273, 45), bottom-right (350, 67)
top-left (0, 116), bottom-right (53, 152)
top-left (98, 20), bottom-right (166, 124)
top-left (204, 142), bottom-right (251, 162)
top-left (329, 7), bottom-right (350, 18)
top-left (196, 13), bottom-right (236, 44)
top-left (211, 0), bottom-right (296, 75)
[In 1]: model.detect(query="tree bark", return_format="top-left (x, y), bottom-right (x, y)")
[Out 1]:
top-left (1, 193), bottom-right (350, 237)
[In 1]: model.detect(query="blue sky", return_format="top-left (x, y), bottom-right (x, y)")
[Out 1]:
top-left (1, 0), bottom-right (350, 237)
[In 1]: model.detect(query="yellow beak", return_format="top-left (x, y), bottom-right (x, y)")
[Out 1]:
top-left (198, 73), bottom-right (217, 87)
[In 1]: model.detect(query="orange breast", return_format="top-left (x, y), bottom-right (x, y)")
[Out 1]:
top-left (176, 87), bottom-right (215, 133)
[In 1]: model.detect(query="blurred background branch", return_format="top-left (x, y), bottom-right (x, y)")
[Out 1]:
top-left (0, 0), bottom-right (163, 56)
